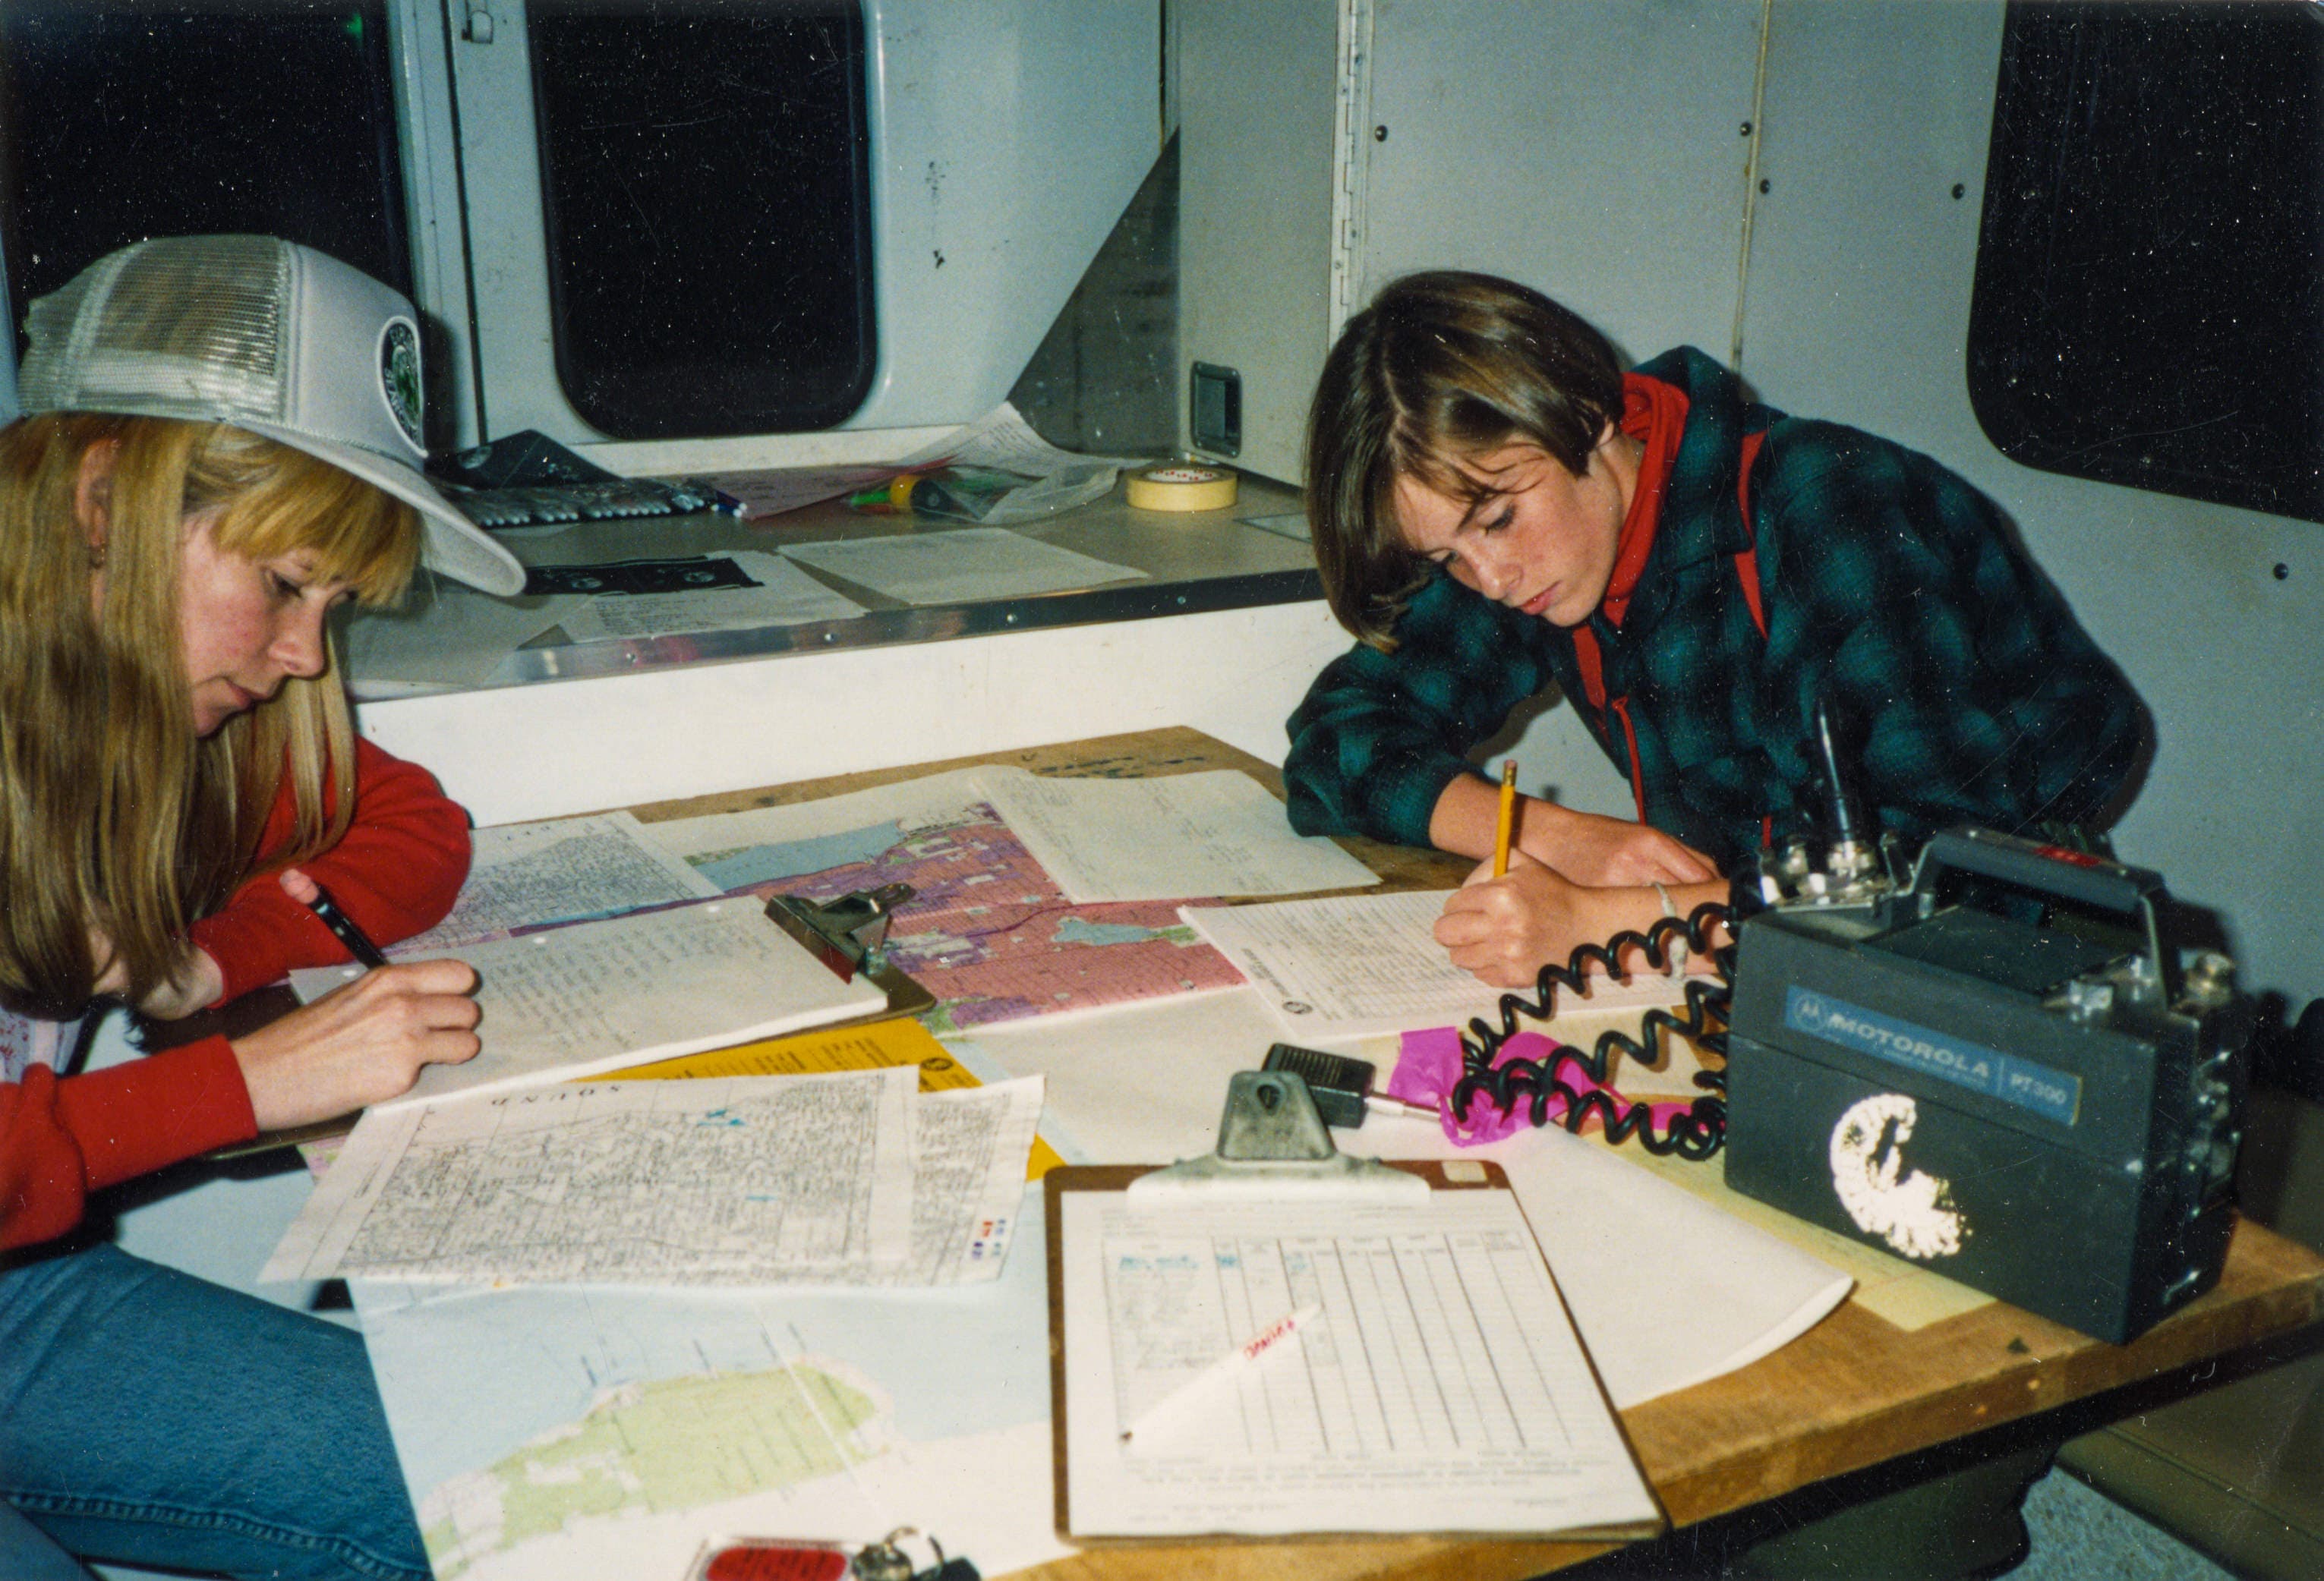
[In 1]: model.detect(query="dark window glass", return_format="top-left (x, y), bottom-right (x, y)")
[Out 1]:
top-left (1968, 2), bottom-right (2324, 525)
top-left (0, 1), bottom-right (409, 357)
top-left (530, 0), bottom-right (874, 437)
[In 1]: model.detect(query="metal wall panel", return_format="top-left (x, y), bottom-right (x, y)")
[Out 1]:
top-left (1361, 0), bottom-right (1762, 367)
top-left (1176, 0), bottom-right (1342, 483)
top-left (1736, 0), bottom-right (2323, 1007)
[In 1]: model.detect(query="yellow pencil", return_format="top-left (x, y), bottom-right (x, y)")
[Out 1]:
top-left (1493, 758), bottom-right (1518, 877)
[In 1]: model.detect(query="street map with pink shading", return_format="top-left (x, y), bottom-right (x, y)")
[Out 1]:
top-left (684, 799), bottom-right (1244, 1035)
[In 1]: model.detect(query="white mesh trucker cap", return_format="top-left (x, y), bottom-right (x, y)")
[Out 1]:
top-left (15, 235), bottom-right (525, 596)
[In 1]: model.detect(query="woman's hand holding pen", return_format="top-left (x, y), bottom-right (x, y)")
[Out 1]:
top-left (230, 959), bottom-right (483, 1131)
top-left (222, 865), bottom-right (483, 1129)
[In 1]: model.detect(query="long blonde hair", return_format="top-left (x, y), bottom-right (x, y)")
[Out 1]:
top-left (0, 414), bottom-right (420, 1018)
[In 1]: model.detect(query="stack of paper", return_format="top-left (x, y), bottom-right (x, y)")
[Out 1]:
top-left (292, 897), bottom-right (889, 1107)
top-left (265, 1068), bottom-right (1044, 1289)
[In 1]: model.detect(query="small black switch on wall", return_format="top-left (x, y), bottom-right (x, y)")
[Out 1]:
top-left (1190, 362), bottom-right (1241, 457)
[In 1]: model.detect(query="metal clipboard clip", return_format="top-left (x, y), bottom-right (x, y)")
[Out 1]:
top-left (1126, 1069), bottom-right (1428, 1205)
top-left (765, 882), bottom-right (915, 982)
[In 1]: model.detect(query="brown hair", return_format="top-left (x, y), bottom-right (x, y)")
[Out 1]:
top-left (1304, 271), bottom-right (1624, 647)
top-left (0, 414), bottom-right (419, 1017)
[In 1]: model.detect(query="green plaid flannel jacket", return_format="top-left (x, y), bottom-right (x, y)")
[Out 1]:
top-left (1283, 347), bottom-right (2143, 871)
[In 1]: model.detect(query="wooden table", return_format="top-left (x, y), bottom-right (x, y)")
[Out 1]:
top-left (639, 728), bottom-right (2324, 1580)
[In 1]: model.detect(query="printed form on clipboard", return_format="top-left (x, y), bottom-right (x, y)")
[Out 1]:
top-left (1047, 1156), bottom-right (1663, 1542)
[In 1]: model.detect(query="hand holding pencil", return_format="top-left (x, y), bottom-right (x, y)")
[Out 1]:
top-left (1493, 758), bottom-right (1518, 878)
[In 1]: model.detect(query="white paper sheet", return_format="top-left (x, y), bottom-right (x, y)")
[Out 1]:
top-left (264, 1068), bottom-right (917, 1285)
top-left (351, 1179), bottom-right (1075, 1581)
top-left (960, 985), bottom-right (1852, 1409)
top-left (289, 899), bottom-right (887, 1108)
top-left (1058, 1188), bottom-right (1659, 1538)
top-left (340, 581), bottom-right (579, 694)
top-left (397, 811), bottom-right (722, 952)
top-left (557, 550), bottom-right (867, 641)
top-left (976, 768), bottom-right (1377, 902)
top-left (1181, 889), bottom-right (1702, 1038)
top-left (1238, 511), bottom-right (1311, 541)
top-left (779, 526), bottom-right (1146, 605)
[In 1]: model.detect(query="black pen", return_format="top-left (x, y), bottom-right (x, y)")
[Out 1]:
top-left (305, 882), bottom-right (390, 969)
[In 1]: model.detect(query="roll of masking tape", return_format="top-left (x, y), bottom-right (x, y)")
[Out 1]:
top-left (1126, 462), bottom-right (1238, 512)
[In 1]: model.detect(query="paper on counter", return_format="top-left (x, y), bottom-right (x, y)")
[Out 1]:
top-left (694, 402), bottom-right (1140, 523)
top-left (1180, 888), bottom-right (1701, 1039)
top-left (902, 400), bottom-right (1143, 475)
top-left (557, 550), bottom-right (866, 641)
top-left (398, 811), bottom-right (721, 952)
top-left (265, 1068), bottom-right (917, 1286)
top-left (339, 581), bottom-right (579, 695)
top-left (1238, 511), bottom-right (1310, 541)
top-left (780, 526), bottom-right (1146, 605)
top-left (690, 463), bottom-right (896, 521)
top-left (976, 767), bottom-right (1377, 902)
top-left (291, 899), bottom-right (887, 1108)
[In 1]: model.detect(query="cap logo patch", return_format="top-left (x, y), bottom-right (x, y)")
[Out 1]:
top-left (379, 319), bottom-right (424, 449)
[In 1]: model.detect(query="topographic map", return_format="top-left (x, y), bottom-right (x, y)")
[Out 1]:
top-left (672, 789), bottom-right (1244, 1034)
top-left (358, 1182), bottom-right (1067, 1581)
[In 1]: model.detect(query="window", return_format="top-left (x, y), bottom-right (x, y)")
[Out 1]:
top-left (0, 1), bottom-right (409, 364)
top-left (1967, 1), bottom-right (2324, 524)
top-left (528, 0), bottom-right (875, 436)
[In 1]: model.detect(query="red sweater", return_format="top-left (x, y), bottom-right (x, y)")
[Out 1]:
top-left (0, 739), bottom-right (471, 1249)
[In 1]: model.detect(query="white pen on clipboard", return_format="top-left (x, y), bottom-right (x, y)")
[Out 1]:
top-left (1119, 1304), bottom-right (1323, 1450)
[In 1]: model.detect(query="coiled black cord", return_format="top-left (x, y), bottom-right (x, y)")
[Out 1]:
top-left (1449, 900), bottom-right (1738, 1159)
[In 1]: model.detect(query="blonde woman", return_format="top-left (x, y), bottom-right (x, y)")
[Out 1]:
top-left (0, 238), bottom-right (525, 1580)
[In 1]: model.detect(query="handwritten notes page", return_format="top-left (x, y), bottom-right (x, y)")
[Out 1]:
top-left (398, 811), bottom-right (721, 951)
top-left (290, 899), bottom-right (887, 1107)
top-left (268, 1069), bottom-right (1045, 1288)
top-left (1181, 889), bottom-right (1700, 1039)
top-left (976, 768), bottom-right (1377, 902)
top-left (1059, 1187), bottom-right (1659, 1538)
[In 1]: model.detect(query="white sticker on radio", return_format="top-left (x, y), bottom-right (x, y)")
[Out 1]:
top-left (1829, 1094), bottom-right (1968, 1260)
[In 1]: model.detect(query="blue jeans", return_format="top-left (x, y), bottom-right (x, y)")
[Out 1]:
top-left (0, 1242), bottom-right (430, 1580)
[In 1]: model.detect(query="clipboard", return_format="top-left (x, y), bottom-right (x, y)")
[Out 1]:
top-left (1044, 1071), bottom-right (1665, 1545)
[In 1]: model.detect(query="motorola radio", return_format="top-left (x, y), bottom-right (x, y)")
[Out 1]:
top-left (1723, 822), bottom-right (2249, 1344)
